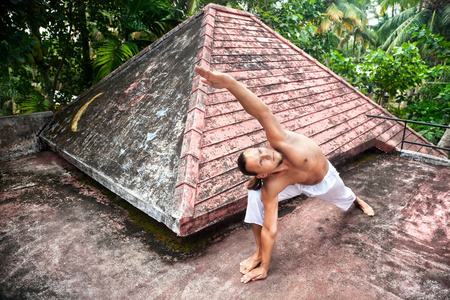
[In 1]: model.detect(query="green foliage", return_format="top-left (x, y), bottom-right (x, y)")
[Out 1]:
top-left (327, 50), bottom-right (367, 88)
top-left (328, 37), bottom-right (448, 144)
top-left (327, 42), bottom-right (428, 105)
top-left (252, 0), bottom-right (337, 63)
top-left (389, 99), bottom-right (450, 144)
top-left (408, 26), bottom-right (450, 106)
top-left (362, 42), bottom-right (427, 104)
top-left (377, 1), bottom-right (450, 53)
top-left (0, 0), bottom-right (182, 115)
top-left (420, 64), bottom-right (450, 104)
top-left (91, 0), bottom-right (179, 83)
top-left (410, 24), bottom-right (450, 65)
top-left (93, 39), bottom-right (139, 83)
top-left (0, 31), bottom-right (37, 66)
top-left (1, 0), bottom-right (92, 114)
top-left (0, 65), bottom-right (52, 115)
top-left (15, 88), bottom-right (52, 114)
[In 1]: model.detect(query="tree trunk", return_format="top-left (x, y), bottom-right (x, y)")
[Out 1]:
top-left (437, 126), bottom-right (450, 152)
top-left (358, 41), bottom-right (361, 62)
top-left (352, 33), bottom-right (356, 59)
top-left (264, 0), bottom-right (273, 28)
top-left (32, 34), bottom-right (53, 106)
top-left (74, 1), bottom-right (92, 89)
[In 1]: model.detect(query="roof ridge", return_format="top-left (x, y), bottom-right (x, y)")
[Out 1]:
top-left (173, 4), bottom-right (218, 220)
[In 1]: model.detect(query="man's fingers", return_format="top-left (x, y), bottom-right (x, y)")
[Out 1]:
top-left (195, 66), bottom-right (211, 78)
top-left (241, 275), bottom-right (252, 283)
top-left (240, 270), bottom-right (265, 283)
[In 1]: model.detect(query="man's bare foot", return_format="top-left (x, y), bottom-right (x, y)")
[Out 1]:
top-left (240, 252), bottom-right (261, 274)
top-left (354, 197), bottom-right (375, 216)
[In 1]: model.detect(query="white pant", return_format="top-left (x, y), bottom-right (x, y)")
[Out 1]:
top-left (244, 161), bottom-right (356, 226)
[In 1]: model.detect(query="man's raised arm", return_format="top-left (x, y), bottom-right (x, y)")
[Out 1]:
top-left (195, 66), bottom-right (286, 145)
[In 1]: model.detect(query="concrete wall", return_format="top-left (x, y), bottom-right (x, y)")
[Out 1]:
top-left (0, 111), bottom-right (53, 162)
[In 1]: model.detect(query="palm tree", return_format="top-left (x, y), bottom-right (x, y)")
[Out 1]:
top-left (318, 0), bottom-right (376, 59)
top-left (379, 0), bottom-right (420, 17)
top-left (378, 0), bottom-right (450, 53)
top-left (317, 0), bottom-right (363, 34)
top-left (337, 24), bottom-right (377, 60)
top-left (92, 0), bottom-right (179, 83)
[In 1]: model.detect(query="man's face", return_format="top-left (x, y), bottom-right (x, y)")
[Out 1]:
top-left (243, 147), bottom-right (284, 176)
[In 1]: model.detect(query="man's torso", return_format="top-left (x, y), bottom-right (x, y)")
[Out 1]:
top-left (264, 131), bottom-right (329, 195)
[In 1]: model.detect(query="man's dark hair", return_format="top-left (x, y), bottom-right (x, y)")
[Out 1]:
top-left (237, 152), bottom-right (256, 176)
top-left (237, 152), bottom-right (262, 190)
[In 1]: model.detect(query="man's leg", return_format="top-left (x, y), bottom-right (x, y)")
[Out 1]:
top-left (312, 162), bottom-right (375, 216)
top-left (240, 224), bottom-right (262, 274)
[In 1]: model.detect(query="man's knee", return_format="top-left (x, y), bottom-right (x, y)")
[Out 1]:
top-left (245, 189), bottom-right (264, 226)
top-left (247, 189), bottom-right (262, 203)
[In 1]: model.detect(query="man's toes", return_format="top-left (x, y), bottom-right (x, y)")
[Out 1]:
top-left (363, 206), bottom-right (374, 216)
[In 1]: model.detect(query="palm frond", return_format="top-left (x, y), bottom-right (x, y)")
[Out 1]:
top-left (436, 3), bottom-right (450, 39)
top-left (440, 3), bottom-right (450, 25)
top-left (318, 18), bottom-right (333, 33)
top-left (332, 22), bottom-right (344, 37)
top-left (16, 89), bottom-right (51, 114)
top-left (382, 9), bottom-right (430, 53)
top-left (338, 35), bottom-right (350, 49)
top-left (342, 19), bottom-right (355, 33)
top-left (429, 8), bottom-right (436, 32)
top-left (363, 27), bottom-right (378, 46)
top-left (327, 3), bottom-right (344, 22)
top-left (379, 0), bottom-right (395, 16)
top-left (355, 32), bottom-right (365, 43)
top-left (378, 6), bottom-right (418, 40)
top-left (404, 0), bottom-right (420, 9)
top-left (338, 1), bottom-right (361, 21)
top-left (93, 39), bottom-right (139, 83)
top-left (380, 0), bottom-right (419, 15)
top-left (186, 0), bottom-right (198, 16)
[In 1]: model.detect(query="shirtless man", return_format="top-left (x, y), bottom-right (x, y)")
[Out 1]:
top-left (194, 66), bottom-right (374, 284)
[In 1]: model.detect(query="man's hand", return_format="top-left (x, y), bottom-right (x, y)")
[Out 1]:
top-left (240, 267), bottom-right (268, 283)
top-left (195, 66), bottom-right (235, 90)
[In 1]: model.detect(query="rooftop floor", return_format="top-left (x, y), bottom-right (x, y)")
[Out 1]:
top-left (1, 149), bottom-right (449, 299)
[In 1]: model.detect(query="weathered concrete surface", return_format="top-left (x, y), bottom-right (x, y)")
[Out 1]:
top-left (0, 111), bottom-right (52, 161)
top-left (1, 150), bottom-right (449, 299)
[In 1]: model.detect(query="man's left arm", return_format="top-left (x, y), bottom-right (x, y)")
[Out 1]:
top-left (195, 66), bottom-right (287, 148)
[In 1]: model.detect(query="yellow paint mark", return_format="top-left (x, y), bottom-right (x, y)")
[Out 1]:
top-left (71, 93), bottom-right (103, 132)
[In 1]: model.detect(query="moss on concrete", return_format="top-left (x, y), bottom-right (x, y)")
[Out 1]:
top-left (353, 147), bottom-right (385, 164)
top-left (76, 173), bottom-right (207, 254)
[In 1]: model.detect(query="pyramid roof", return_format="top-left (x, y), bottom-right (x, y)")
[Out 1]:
top-left (40, 4), bottom-right (446, 235)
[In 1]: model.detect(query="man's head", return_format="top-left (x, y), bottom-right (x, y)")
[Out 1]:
top-left (237, 147), bottom-right (284, 178)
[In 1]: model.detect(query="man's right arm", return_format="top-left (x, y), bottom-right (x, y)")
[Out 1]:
top-left (195, 66), bottom-right (287, 147)
top-left (241, 187), bottom-right (279, 283)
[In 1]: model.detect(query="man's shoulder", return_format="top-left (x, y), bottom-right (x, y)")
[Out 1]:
top-left (263, 171), bottom-right (294, 194)
top-left (286, 131), bottom-right (310, 143)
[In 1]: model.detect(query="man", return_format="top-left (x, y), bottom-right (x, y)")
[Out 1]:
top-left (194, 66), bottom-right (375, 284)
